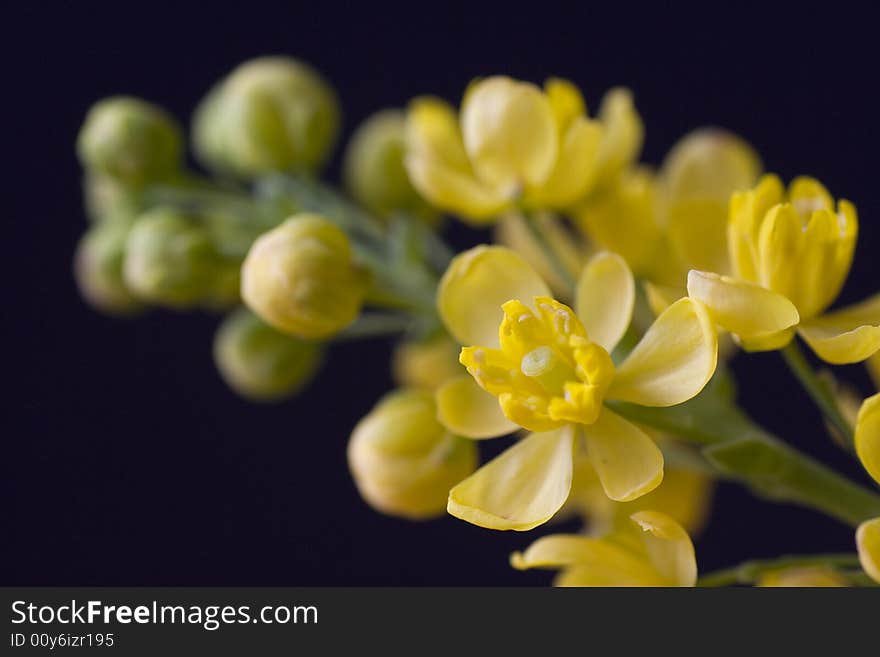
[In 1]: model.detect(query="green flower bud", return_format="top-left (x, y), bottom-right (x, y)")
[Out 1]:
top-left (213, 307), bottom-right (323, 401)
top-left (192, 57), bottom-right (340, 178)
top-left (241, 213), bottom-right (366, 339)
top-left (123, 207), bottom-right (237, 309)
top-left (348, 390), bottom-right (478, 519)
top-left (343, 109), bottom-right (431, 218)
top-left (73, 223), bottom-right (143, 315)
top-left (77, 97), bottom-right (182, 185)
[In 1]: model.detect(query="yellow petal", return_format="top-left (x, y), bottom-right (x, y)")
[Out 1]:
top-left (544, 77), bottom-right (586, 132)
top-left (511, 534), bottom-right (661, 584)
top-left (735, 326), bottom-right (797, 352)
top-left (435, 375), bottom-right (519, 439)
top-left (789, 176), bottom-right (834, 217)
top-left (687, 269), bottom-right (800, 340)
top-left (666, 198), bottom-right (731, 275)
top-left (573, 168), bottom-right (663, 276)
top-left (461, 77), bottom-right (557, 191)
top-left (629, 510), bottom-right (698, 586)
top-left (855, 393), bottom-right (880, 485)
top-left (447, 427), bottom-right (574, 531)
top-left (728, 174), bottom-right (784, 283)
top-left (608, 298), bottom-right (717, 406)
top-left (405, 153), bottom-right (510, 222)
top-left (529, 117), bottom-right (603, 207)
top-left (594, 88), bottom-right (643, 187)
top-left (405, 97), bottom-right (471, 168)
top-left (797, 294), bottom-right (880, 364)
top-left (660, 128), bottom-right (761, 202)
top-left (437, 245), bottom-right (550, 347)
top-left (857, 517), bottom-right (880, 584)
top-left (575, 251), bottom-right (635, 352)
top-left (757, 203), bottom-right (804, 303)
top-left (584, 409), bottom-right (664, 502)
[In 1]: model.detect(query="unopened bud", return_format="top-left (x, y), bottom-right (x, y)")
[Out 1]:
top-left (392, 334), bottom-right (462, 391)
top-left (343, 109), bottom-right (430, 218)
top-left (192, 57), bottom-right (340, 178)
top-left (73, 223), bottom-right (143, 315)
top-left (213, 307), bottom-right (323, 401)
top-left (241, 214), bottom-right (366, 339)
top-left (348, 390), bottom-right (477, 519)
top-left (77, 97), bottom-right (182, 185)
top-left (123, 207), bottom-right (236, 309)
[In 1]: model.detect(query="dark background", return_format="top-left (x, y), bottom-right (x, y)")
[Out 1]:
top-left (4, 2), bottom-right (879, 585)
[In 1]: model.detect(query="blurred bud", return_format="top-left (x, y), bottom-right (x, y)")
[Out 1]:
top-left (343, 109), bottom-right (431, 218)
top-left (241, 214), bottom-right (366, 339)
top-left (192, 57), bottom-right (340, 178)
top-left (392, 334), bottom-right (462, 391)
top-left (348, 390), bottom-right (478, 519)
top-left (123, 207), bottom-right (236, 309)
top-left (73, 223), bottom-right (143, 315)
top-left (77, 97), bottom-right (182, 185)
top-left (213, 307), bottom-right (323, 401)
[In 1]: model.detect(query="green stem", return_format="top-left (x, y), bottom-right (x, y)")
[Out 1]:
top-left (518, 212), bottom-right (578, 293)
top-left (697, 554), bottom-right (862, 587)
top-left (333, 313), bottom-right (414, 342)
top-left (609, 398), bottom-right (880, 527)
top-left (781, 340), bottom-right (855, 448)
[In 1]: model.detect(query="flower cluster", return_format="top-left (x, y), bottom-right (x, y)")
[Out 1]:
top-left (74, 59), bottom-right (880, 586)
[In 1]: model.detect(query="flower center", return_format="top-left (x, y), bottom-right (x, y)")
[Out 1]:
top-left (459, 296), bottom-right (616, 432)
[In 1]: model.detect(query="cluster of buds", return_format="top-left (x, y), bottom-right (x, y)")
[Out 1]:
top-left (75, 60), bottom-right (880, 587)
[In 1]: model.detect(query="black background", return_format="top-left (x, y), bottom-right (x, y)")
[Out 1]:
top-left (4, 2), bottom-right (879, 585)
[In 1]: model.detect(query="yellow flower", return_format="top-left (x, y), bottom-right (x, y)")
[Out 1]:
top-left (757, 566), bottom-right (848, 587)
top-left (511, 511), bottom-right (697, 586)
top-left (688, 175), bottom-right (880, 363)
top-left (565, 449), bottom-right (714, 537)
top-left (241, 214), bottom-right (367, 339)
top-left (855, 393), bottom-right (880, 583)
top-left (574, 128), bottom-right (761, 290)
top-left (404, 77), bottom-right (641, 224)
top-left (347, 389), bottom-right (478, 520)
top-left (436, 246), bottom-right (718, 530)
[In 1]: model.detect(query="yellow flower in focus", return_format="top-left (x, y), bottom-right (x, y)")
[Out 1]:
top-left (404, 77), bottom-right (642, 224)
top-left (757, 566), bottom-right (848, 587)
top-left (855, 393), bottom-right (880, 583)
top-left (436, 246), bottom-right (718, 530)
top-left (688, 175), bottom-right (880, 363)
top-left (241, 214), bottom-right (367, 339)
top-left (511, 511), bottom-right (697, 586)
top-left (565, 451), bottom-right (714, 537)
top-left (348, 389), bottom-right (478, 520)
